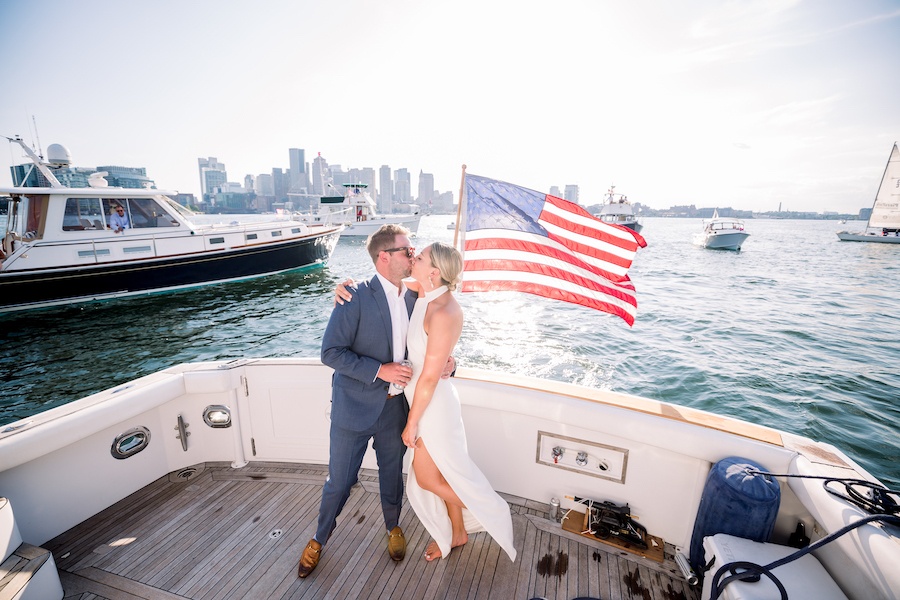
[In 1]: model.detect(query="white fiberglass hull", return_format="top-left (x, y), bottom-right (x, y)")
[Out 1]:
top-left (297, 213), bottom-right (421, 237)
top-left (837, 231), bottom-right (900, 243)
top-left (1, 359), bottom-right (897, 599)
top-left (338, 214), bottom-right (421, 237)
top-left (694, 231), bottom-right (750, 250)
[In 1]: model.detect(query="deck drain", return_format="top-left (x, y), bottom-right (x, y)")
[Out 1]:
top-left (269, 529), bottom-right (283, 539)
top-left (168, 464), bottom-right (205, 482)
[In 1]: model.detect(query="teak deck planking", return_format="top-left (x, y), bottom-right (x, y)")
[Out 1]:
top-left (45, 462), bottom-right (698, 600)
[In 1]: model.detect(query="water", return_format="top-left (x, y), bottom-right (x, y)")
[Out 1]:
top-left (1, 216), bottom-right (898, 489)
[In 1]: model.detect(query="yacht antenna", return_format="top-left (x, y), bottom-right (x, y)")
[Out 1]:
top-left (31, 115), bottom-right (44, 159)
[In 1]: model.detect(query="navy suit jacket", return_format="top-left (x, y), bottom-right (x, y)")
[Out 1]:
top-left (321, 276), bottom-right (417, 432)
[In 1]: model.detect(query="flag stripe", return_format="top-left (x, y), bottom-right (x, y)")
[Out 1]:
top-left (461, 278), bottom-right (637, 326)
top-left (464, 230), bottom-right (634, 279)
top-left (463, 255), bottom-right (637, 303)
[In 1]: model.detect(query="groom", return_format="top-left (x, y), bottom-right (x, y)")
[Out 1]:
top-left (298, 224), bottom-right (419, 578)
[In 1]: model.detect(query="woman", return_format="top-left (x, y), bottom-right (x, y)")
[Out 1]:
top-left (401, 242), bottom-right (516, 562)
top-left (333, 242), bottom-right (516, 562)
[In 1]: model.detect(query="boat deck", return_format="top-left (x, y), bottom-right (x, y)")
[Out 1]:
top-left (46, 462), bottom-right (698, 600)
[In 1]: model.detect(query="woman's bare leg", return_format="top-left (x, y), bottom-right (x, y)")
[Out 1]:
top-left (414, 439), bottom-right (469, 560)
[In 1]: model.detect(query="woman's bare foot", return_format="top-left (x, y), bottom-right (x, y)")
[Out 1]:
top-left (423, 533), bottom-right (469, 562)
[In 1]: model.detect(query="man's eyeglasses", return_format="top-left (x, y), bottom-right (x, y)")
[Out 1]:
top-left (116, 208), bottom-right (125, 212)
top-left (383, 246), bottom-right (414, 258)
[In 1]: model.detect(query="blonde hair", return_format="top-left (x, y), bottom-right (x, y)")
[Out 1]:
top-left (428, 242), bottom-right (463, 291)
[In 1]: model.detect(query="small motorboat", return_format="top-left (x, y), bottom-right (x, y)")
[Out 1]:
top-left (0, 136), bottom-right (343, 313)
top-left (693, 209), bottom-right (750, 250)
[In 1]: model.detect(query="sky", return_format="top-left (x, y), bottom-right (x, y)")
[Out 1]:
top-left (1, 0), bottom-right (898, 214)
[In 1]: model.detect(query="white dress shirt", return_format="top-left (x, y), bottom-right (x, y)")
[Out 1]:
top-left (375, 274), bottom-right (410, 395)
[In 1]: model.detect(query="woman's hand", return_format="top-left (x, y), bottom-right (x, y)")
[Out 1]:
top-left (335, 278), bottom-right (356, 305)
top-left (402, 420), bottom-right (419, 449)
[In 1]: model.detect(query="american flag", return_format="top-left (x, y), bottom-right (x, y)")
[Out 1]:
top-left (459, 174), bottom-right (647, 326)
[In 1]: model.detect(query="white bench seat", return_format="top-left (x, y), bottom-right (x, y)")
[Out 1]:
top-left (701, 533), bottom-right (848, 600)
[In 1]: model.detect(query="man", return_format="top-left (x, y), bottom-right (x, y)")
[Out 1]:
top-left (299, 224), bottom-right (452, 578)
top-left (109, 204), bottom-right (130, 233)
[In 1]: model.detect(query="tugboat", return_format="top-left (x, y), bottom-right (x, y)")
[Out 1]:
top-left (594, 185), bottom-right (643, 233)
top-left (0, 136), bottom-right (343, 313)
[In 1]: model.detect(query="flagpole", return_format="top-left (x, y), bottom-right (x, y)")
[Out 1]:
top-left (454, 164), bottom-right (466, 248)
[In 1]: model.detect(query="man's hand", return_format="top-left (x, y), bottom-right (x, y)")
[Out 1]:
top-left (377, 361), bottom-right (413, 388)
top-left (441, 355), bottom-right (456, 379)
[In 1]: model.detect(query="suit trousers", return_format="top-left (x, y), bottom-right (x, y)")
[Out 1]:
top-left (315, 393), bottom-right (408, 545)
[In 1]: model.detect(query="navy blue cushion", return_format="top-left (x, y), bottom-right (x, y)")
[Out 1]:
top-left (688, 456), bottom-right (781, 574)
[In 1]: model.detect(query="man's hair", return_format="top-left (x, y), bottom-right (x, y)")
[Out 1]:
top-left (366, 224), bottom-right (411, 263)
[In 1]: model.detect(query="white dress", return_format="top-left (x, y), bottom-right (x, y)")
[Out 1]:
top-left (405, 285), bottom-right (517, 561)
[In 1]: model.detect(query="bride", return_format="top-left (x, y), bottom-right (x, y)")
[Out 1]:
top-left (401, 242), bottom-right (516, 562)
top-left (334, 242), bottom-right (517, 562)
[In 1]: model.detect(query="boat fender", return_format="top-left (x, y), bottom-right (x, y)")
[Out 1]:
top-left (688, 456), bottom-right (781, 576)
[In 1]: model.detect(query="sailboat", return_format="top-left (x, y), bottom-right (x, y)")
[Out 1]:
top-left (837, 143), bottom-right (900, 243)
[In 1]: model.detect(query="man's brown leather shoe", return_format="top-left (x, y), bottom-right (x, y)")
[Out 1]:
top-left (297, 538), bottom-right (322, 578)
top-left (387, 526), bottom-right (406, 561)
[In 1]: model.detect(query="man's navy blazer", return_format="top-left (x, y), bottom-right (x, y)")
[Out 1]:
top-left (321, 276), bottom-right (417, 432)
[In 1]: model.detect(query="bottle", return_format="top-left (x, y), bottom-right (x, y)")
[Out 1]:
top-left (549, 498), bottom-right (561, 522)
top-left (396, 359), bottom-right (413, 390)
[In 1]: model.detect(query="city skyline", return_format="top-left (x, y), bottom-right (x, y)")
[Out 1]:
top-left (1, 1), bottom-right (898, 213)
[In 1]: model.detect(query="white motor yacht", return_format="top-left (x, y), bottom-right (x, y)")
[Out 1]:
top-left (1, 359), bottom-right (897, 599)
top-left (693, 209), bottom-right (750, 251)
top-left (0, 136), bottom-right (343, 313)
top-left (594, 185), bottom-right (643, 233)
top-left (292, 182), bottom-right (421, 237)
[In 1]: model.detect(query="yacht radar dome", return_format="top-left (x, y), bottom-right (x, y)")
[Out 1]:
top-left (46, 143), bottom-right (71, 167)
top-left (88, 171), bottom-right (109, 188)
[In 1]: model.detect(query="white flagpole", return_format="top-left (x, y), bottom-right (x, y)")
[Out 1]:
top-left (454, 164), bottom-right (466, 250)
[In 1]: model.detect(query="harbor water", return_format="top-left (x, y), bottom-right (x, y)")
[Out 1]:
top-left (1, 215), bottom-right (898, 489)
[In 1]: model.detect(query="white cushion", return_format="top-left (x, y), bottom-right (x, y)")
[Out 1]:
top-left (1, 497), bottom-right (23, 563)
top-left (701, 533), bottom-right (848, 600)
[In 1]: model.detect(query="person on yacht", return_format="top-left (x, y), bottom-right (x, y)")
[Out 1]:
top-left (109, 204), bottom-right (130, 233)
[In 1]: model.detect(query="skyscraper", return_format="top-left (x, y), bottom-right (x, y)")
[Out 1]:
top-left (394, 168), bottom-right (411, 204)
top-left (312, 154), bottom-right (328, 196)
top-left (564, 184), bottom-right (579, 204)
top-left (379, 165), bottom-right (393, 213)
top-left (289, 148), bottom-right (309, 193)
top-left (198, 157), bottom-right (227, 201)
top-left (418, 171), bottom-right (434, 207)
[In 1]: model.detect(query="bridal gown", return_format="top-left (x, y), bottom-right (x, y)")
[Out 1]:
top-left (404, 285), bottom-right (517, 561)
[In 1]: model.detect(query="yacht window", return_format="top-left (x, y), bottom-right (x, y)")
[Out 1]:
top-left (125, 198), bottom-right (180, 228)
top-left (64, 197), bottom-right (104, 231)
